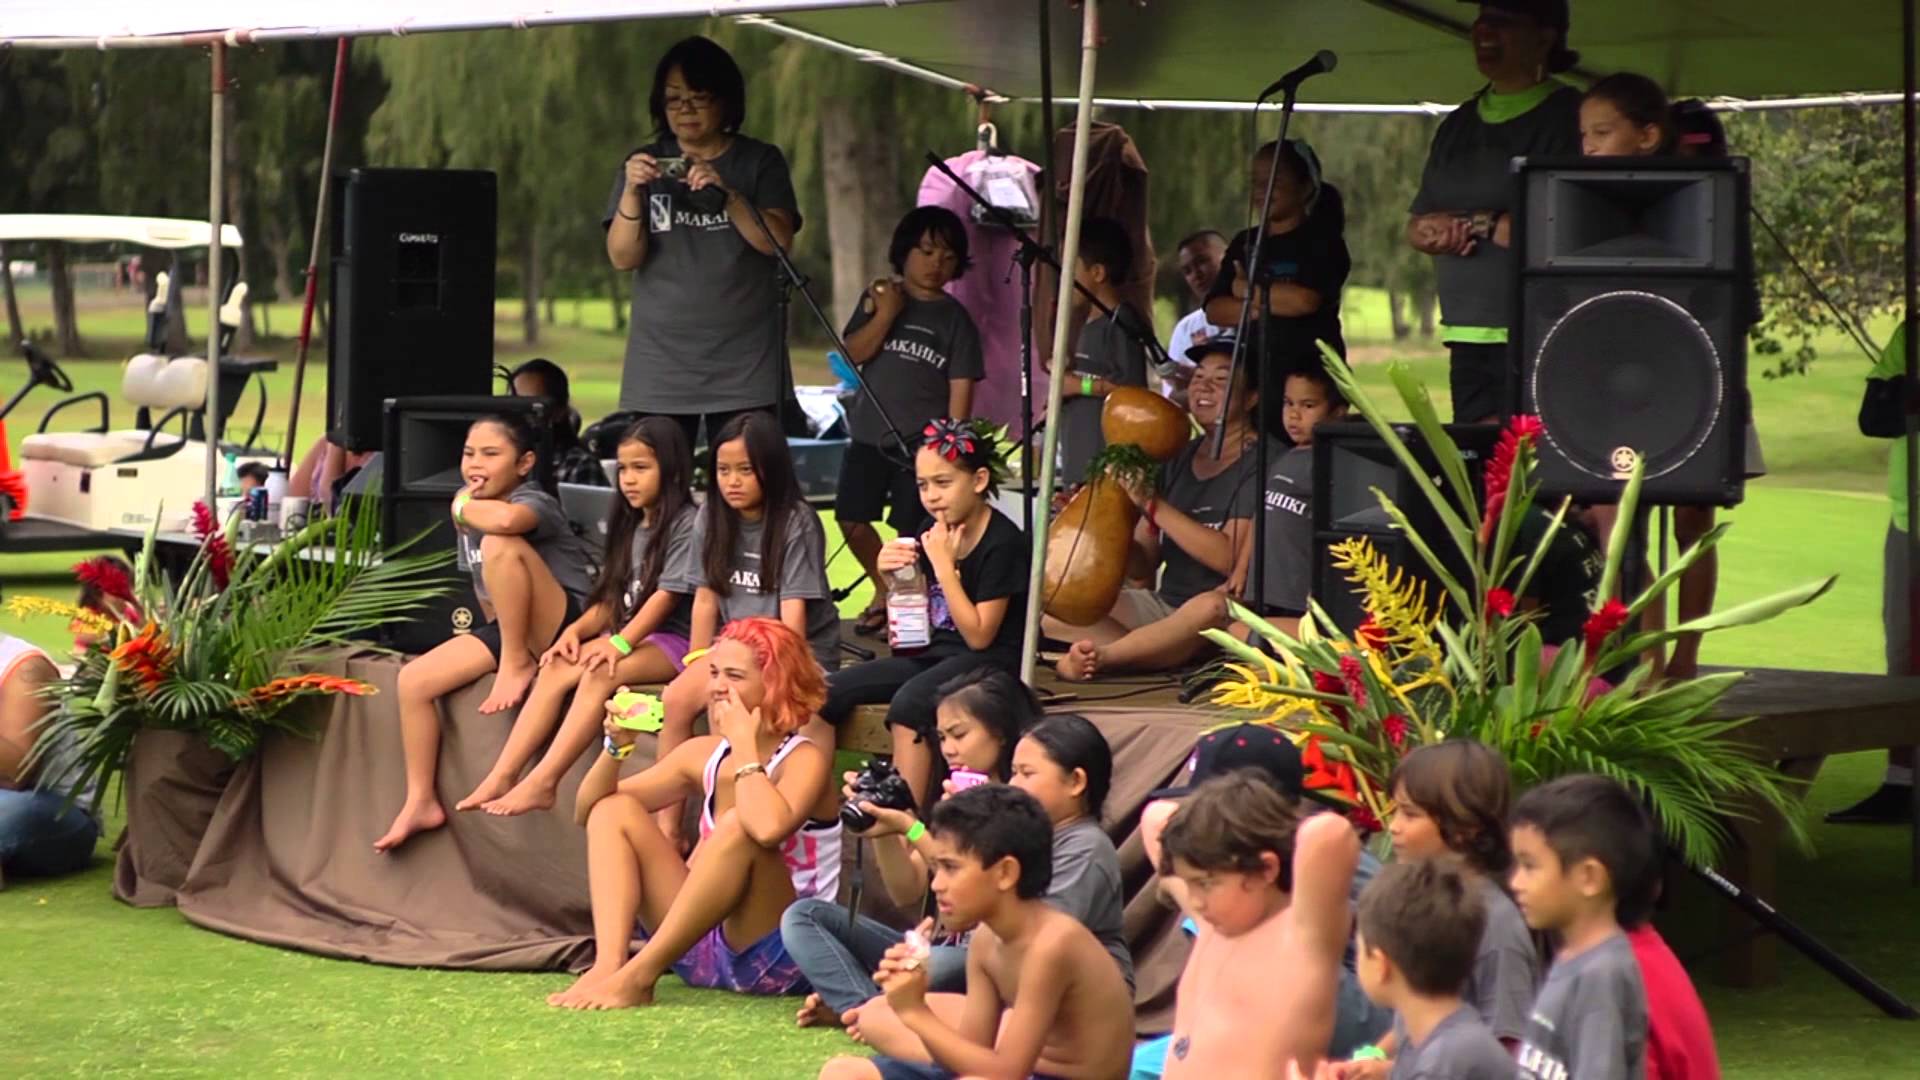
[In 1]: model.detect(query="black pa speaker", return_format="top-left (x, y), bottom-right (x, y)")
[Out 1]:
top-left (379, 395), bottom-right (554, 655)
top-left (1312, 422), bottom-right (1498, 636)
top-left (1511, 157), bottom-right (1751, 507)
top-left (329, 168), bottom-right (498, 452)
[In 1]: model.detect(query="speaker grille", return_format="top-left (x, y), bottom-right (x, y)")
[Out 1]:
top-left (1530, 290), bottom-right (1723, 482)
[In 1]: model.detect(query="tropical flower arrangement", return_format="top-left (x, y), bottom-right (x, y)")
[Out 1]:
top-left (10, 495), bottom-right (450, 813)
top-left (1205, 348), bottom-right (1831, 866)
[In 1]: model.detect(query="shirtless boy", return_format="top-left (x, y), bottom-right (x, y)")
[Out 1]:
top-left (1145, 771), bottom-right (1360, 1080)
top-left (818, 784), bottom-right (1134, 1080)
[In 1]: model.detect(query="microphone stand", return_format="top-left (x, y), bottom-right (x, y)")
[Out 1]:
top-left (736, 190), bottom-right (917, 465)
top-left (921, 151), bottom-right (1176, 514)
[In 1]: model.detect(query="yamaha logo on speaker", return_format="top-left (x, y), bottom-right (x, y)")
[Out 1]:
top-left (1610, 447), bottom-right (1640, 478)
top-left (451, 607), bottom-right (475, 634)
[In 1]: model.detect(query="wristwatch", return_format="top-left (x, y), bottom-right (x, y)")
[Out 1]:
top-left (1468, 211), bottom-right (1497, 242)
top-left (603, 734), bottom-right (635, 761)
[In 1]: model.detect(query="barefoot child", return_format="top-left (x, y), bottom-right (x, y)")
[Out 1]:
top-left (374, 414), bottom-right (596, 852)
top-left (838, 206), bottom-right (984, 638)
top-left (784, 667), bottom-right (1035, 1029)
top-left (1148, 771), bottom-right (1361, 1080)
top-left (655, 412), bottom-right (839, 842)
top-left (824, 418), bottom-right (1028, 803)
top-left (1510, 774), bottom-right (1656, 1080)
top-left (547, 617), bottom-right (841, 1009)
top-left (816, 785), bottom-right (1136, 1080)
top-left (459, 417), bottom-right (698, 816)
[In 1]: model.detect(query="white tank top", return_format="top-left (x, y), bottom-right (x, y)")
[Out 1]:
top-left (0, 633), bottom-right (52, 690)
top-left (699, 735), bottom-right (843, 903)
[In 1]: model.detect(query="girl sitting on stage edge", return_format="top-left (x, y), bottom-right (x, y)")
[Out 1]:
top-left (548, 617), bottom-right (840, 1010)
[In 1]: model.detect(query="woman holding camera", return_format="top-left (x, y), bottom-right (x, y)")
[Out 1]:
top-left (603, 35), bottom-right (801, 453)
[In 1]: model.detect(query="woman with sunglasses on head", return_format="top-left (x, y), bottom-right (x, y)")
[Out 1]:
top-left (603, 35), bottom-right (801, 453)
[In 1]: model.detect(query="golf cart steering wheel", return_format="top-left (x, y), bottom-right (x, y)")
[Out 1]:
top-left (21, 340), bottom-right (75, 394)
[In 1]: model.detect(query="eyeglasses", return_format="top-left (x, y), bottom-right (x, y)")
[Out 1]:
top-left (663, 92), bottom-right (716, 114)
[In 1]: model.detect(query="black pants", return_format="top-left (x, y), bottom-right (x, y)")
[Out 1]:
top-left (641, 406), bottom-right (772, 455)
top-left (1447, 342), bottom-right (1510, 424)
top-left (822, 650), bottom-right (1001, 740)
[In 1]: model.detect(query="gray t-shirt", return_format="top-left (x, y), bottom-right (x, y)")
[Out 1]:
top-left (620, 508), bottom-right (700, 639)
top-left (1410, 83), bottom-right (1581, 334)
top-left (602, 135), bottom-right (802, 414)
top-left (1470, 877), bottom-right (1542, 1042)
top-left (1155, 437), bottom-right (1255, 608)
top-left (1391, 1005), bottom-right (1516, 1080)
top-left (843, 293), bottom-right (983, 447)
top-left (456, 485), bottom-right (598, 608)
top-left (692, 504), bottom-right (841, 670)
top-left (1260, 440), bottom-right (1314, 614)
top-left (1517, 932), bottom-right (1648, 1080)
top-left (1059, 305), bottom-right (1151, 484)
top-left (1045, 817), bottom-right (1134, 991)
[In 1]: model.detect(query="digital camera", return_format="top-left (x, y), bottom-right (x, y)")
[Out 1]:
top-left (839, 759), bottom-right (917, 833)
top-left (656, 156), bottom-right (690, 180)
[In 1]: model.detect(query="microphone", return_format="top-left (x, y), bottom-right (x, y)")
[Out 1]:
top-left (1257, 50), bottom-right (1337, 100)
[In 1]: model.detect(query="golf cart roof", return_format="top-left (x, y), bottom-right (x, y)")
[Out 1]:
top-left (0, 215), bottom-right (244, 250)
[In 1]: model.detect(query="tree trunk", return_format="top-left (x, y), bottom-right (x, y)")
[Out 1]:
top-left (46, 242), bottom-right (83, 357)
top-left (521, 227), bottom-right (541, 346)
top-left (1387, 288), bottom-right (1411, 341)
top-left (545, 293), bottom-right (557, 326)
top-left (0, 242), bottom-right (23, 347)
top-left (1415, 289), bottom-right (1437, 339)
top-left (609, 270), bottom-right (627, 332)
top-left (820, 100), bottom-right (904, 328)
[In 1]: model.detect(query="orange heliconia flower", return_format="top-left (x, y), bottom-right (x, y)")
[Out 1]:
top-left (109, 623), bottom-right (174, 691)
top-left (246, 673), bottom-right (377, 705)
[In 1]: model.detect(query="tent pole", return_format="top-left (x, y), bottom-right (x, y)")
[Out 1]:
top-left (282, 36), bottom-right (351, 470)
top-left (1020, 0), bottom-right (1100, 686)
top-left (1902, 0), bottom-right (1919, 885)
top-left (204, 40), bottom-right (227, 513)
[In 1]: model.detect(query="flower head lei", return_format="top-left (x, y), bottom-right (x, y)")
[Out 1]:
top-left (922, 417), bottom-right (978, 462)
top-left (919, 417), bottom-right (1014, 492)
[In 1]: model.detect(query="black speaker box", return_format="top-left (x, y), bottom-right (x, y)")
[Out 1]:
top-left (329, 168), bottom-right (499, 452)
top-left (379, 395), bottom-right (553, 655)
top-left (1312, 421), bottom-right (1498, 636)
top-left (1510, 157), bottom-right (1751, 507)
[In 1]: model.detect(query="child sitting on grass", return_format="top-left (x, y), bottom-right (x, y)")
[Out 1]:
top-left (1147, 771), bottom-right (1360, 1080)
top-left (817, 784), bottom-right (1136, 1080)
top-left (1510, 774), bottom-right (1656, 1080)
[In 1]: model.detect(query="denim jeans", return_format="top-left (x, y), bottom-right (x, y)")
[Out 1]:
top-left (779, 896), bottom-right (969, 1014)
top-left (0, 787), bottom-right (100, 879)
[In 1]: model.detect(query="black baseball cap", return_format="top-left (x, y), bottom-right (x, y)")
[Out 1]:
top-left (1185, 330), bottom-right (1239, 365)
top-left (1470, 0), bottom-right (1569, 29)
top-left (1148, 722), bottom-right (1305, 802)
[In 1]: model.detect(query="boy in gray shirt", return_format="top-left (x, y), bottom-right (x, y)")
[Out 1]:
top-left (1510, 775), bottom-right (1656, 1080)
top-left (1350, 858), bottom-right (1516, 1080)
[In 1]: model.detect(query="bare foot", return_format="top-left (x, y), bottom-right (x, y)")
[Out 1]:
top-left (1055, 639), bottom-right (1100, 681)
top-left (373, 799), bottom-right (447, 853)
top-left (842, 1005), bottom-right (866, 1043)
top-left (482, 775), bottom-right (558, 817)
top-left (796, 992), bottom-right (845, 1028)
top-left (479, 657), bottom-right (537, 715)
top-left (548, 974), bottom-right (655, 1010)
top-left (454, 772), bottom-right (517, 812)
top-left (545, 963), bottom-right (620, 1006)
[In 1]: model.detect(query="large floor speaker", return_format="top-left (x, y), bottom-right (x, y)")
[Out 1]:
top-left (379, 395), bottom-right (554, 655)
top-left (329, 169), bottom-right (498, 452)
top-left (1512, 158), bottom-right (1750, 506)
top-left (1312, 421), bottom-right (1499, 636)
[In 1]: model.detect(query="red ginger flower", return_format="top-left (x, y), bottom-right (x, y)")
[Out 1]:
top-left (191, 501), bottom-right (231, 588)
top-left (1313, 670), bottom-right (1351, 728)
top-left (1349, 805), bottom-right (1384, 834)
top-left (1479, 415), bottom-right (1545, 545)
top-left (1582, 599), bottom-right (1632, 657)
top-left (1486, 588), bottom-right (1516, 619)
top-left (74, 555), bottom-right (135, 603)
top-left (1383, 713), bottom-right (1409, 748)
top-left (1338, 653), bottom-right (1369, 709)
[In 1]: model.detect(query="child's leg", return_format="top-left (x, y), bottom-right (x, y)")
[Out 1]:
top-left (373, 635), bottom-right (498, 852)
top-left (815, 1059), bottom-right (883, 1080)
top-left (1066, 591), bottom-right (1228, 679)
top-left (455, 657), bottom-right (586, 810)
top-left (1668, 505), bottom-right (1717, 679)
top-left (476, 533), bottom-right (572, 715)
top-left (546, 790), bottom-right (689, 1005)
top-left (845, 992), bottom-right (968, 1062)
top-left (553, 808), bottom-right (795, 1009)
top-left (486, 644), bottom-right (677, 817)
top-left (781, 897), bottom-right (904, 1025)
top-left (827, 656), bottom-right (939, 804)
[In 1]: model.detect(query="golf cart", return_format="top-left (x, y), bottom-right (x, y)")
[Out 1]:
top-left (0, 215), bottom-right (279, 552)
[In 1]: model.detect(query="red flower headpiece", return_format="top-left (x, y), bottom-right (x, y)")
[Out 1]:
top-left (921, 418), bottom-right (978, 463)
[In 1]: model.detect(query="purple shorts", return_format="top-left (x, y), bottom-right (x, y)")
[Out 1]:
top-left (670, 923), bottom-right (808, 996)
top-left (645, 632), bottom-right (692, 673)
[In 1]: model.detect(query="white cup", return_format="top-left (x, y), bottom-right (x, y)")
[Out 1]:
top-left (281, 496), bottom-right (312, 532)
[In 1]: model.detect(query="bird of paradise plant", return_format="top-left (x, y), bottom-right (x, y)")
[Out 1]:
top-left (1203, 345), bottom-right (1831, 866)
top-left (16, 494), bottom-right (450, 814)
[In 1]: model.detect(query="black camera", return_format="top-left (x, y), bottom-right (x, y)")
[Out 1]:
top-left (839, 759), bottom-right (916, 833)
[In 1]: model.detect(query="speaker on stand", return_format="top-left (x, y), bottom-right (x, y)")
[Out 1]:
top-left (329, 168), bottom-right (499, 452)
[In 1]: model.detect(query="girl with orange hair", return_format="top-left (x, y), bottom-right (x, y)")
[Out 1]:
top-left (549, 617), bottom-right (841, 1009)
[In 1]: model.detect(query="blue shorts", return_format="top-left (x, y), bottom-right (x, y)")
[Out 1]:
top-left (670, 923), bottom-right (807, 996)
top-left (871, 1058), bottom-right (1067, 1080)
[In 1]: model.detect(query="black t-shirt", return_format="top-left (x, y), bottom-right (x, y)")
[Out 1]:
top-left (1512, 508), bottom-right (1603, 646)
top-left (1208, 219), bottom-right (1350, 378)
top-left (917, 507), bottom-right (1030, 661)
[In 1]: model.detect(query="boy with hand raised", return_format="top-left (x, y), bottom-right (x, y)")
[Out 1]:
top-left (1510, 774), bottom-right (1655, 1080)
top-left (817, 784), bottom-right (1134, 1080)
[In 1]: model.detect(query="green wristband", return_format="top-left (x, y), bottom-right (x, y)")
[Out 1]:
top-left (453, 490), bottom-right (472, 526)
top-left (1081, 374), bottom-right (1096, 397)
top-left (905, 820), bottom-right (927, 844)
top-left (609, 633), bottom-right (634, 656)
top-left (1352, 1045), bottom-right (1388, 1062)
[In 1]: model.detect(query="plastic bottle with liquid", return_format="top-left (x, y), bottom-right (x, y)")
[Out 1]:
top-left (885, 539), bottom-right (932, 653)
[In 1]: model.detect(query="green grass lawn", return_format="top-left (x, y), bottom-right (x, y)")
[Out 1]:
top-left (4, 287), bottom-right (1918, 1077)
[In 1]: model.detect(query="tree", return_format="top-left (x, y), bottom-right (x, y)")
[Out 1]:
top-left (0, 50), bottom-right (99, 355)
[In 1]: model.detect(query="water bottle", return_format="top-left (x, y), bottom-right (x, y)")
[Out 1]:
top-left (886, 539), bottom-right (932, 653)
